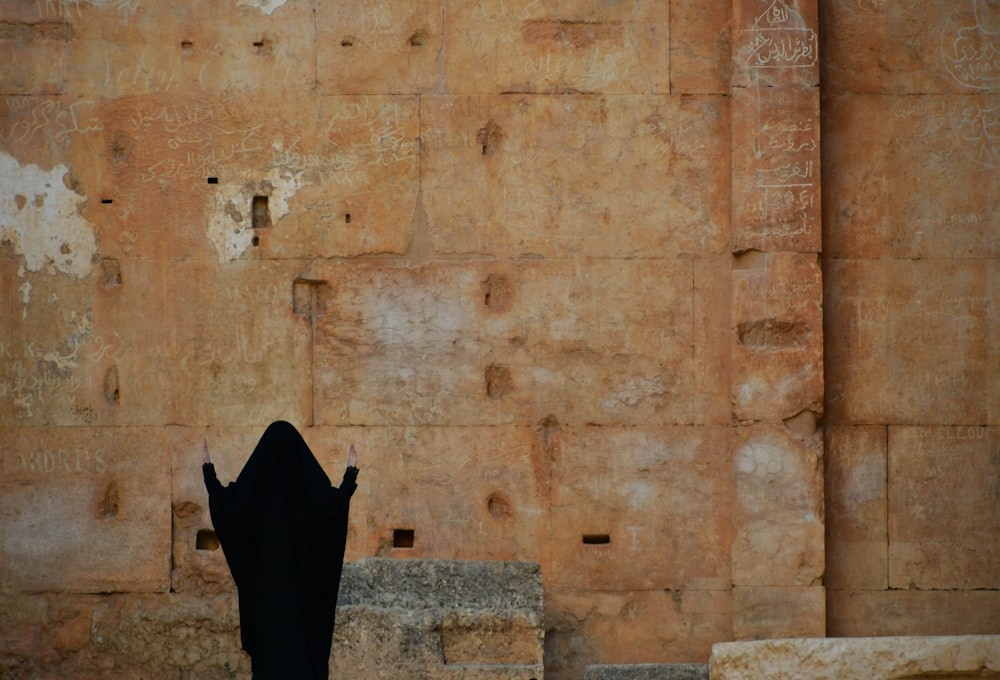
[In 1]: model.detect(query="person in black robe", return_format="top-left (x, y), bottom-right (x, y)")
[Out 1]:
top-left (202, 420), bottom-right (359, 680)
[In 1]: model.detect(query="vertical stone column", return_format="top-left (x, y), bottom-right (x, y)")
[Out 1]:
top-left (729, 0), bottom-right (825, 639)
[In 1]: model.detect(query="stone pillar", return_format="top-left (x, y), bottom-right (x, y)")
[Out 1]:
top-left (729, 0), bottom-right (825, 639)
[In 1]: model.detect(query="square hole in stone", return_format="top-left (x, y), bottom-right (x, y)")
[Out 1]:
top-left (393, 529), bottom-right (415, 548)
top-left (196, 529), bottom-right (220, 551)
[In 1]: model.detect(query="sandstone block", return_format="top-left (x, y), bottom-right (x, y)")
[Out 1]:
top-left (822, 93), bottom-right (1000, 259)
top-left (732, 424), bottom-right (824, 587)
top-left (824, 425), bottom-right (888, 590)
top-left (888, 426), bottom-right (1000, 589)
top-left (669, 1), bottom-right (731, 94)
top-left (312, 259), bottom-right (726, 426)
top-left (58, 1), bottom-right (318, 97)
top-left (421, 95), bottom-right (729, 258)
top-left (732, 0), bottom-right (818, 89)
top-left (821, 1), bottom-right (998, 94)
top-left (731, 586), bottom-right (825, 640)
top-left (317, 0), bottom-right (442, 94)
top-left (731, 252), bottom-right (823, 422)
top-left (731, 86), bottom-right (821, 252)
top-left (827, 589), bottom-right (1000, 637)
top-left (548, 426), bottom-right (731, 591)
top-left (0, 428), bottom-right (170, 592)
top-left (444, 0), bottom-right (670, 94)
top-left (0, 261), bottom-right (97, 426)
top-left (545, 589), bottom-right (730, 680)
top-left (710, 635), bottom-right (1000, 680)
top-left (824, 259), bottom-right (992, 425)
top-left (86, 259), bottom-right (311, 427)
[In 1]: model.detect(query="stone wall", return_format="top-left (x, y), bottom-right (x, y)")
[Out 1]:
top-left (0, 0), bottom-right (995, 678)
top-left (821, 0), bottom-right (1000, 635)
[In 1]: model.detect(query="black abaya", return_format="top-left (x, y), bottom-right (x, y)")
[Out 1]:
top-left (202, 420), bottom-right (358, 680)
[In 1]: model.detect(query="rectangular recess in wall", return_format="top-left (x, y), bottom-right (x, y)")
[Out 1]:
top-left (393, 529), bottom-right (415, 548)
top-left (582, 534), bottom-right (610, 545)
top-left (252, 195), bottom-right (270, 230)
top-left (196, 529), bottom-right (220, 551)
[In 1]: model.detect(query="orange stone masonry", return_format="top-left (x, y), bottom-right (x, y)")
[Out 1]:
top-left (1, 0), bottom-right (999, 678)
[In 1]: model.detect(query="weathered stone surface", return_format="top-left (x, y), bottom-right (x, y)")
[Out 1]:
top-left (333, 559), bottom-right (544, 678)
top-left (312, 259), bottom-right (727, 427)
top-left (732, 0), bottom-right (819, 89)
top-left (0, 592), bottom-right (249, 679)
top-left (317, 0), bottom-right (442, 94)
top-left (827, 590), bottom-right (1000, 637)
top-left (444, 1), bottom-right (671, 94)
top-left (584, 664), bottom-right (708, 680)
top-left (731, 86), bottom-right (821, 252)
top-left (421, 95), bottom-right (729, 258)
top-left (173, 425), bottom-right (550, 593)
top-left (0, 427), bottom-right (170, 593)
top-left (545, 590), bottom-right (731, 680)
top-left (731, 424), bottom-right (824, 588)
top-left (824, 425), bottom-right (888, 590)
top-left (888, 426), bottom-right (1000, 590)
top-left (549, 426), bottom-right (731, 591)
top-left (1, 258), bottom-right (314, 427)
top-left (822, 94), bottom-right (1000, 259)
top-left (821, 0), bottom-right (1000, 94)
top-left (1, 559), bottom-right (543, 679)
top-left (731, 587), bottom-right (825, 640)
top-left (731, 252), bottom-right (823, 421)
top-left (669, 1), bottom-right (731, 94)
top-left (824, 259), bottom-right (994, 425)
top-left (710, 636), bottom-right (1000, 680)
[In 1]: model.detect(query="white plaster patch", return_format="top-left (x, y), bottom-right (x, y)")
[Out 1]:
top-left (0, 153), bottom-right (97, 279)
top-left (206, 166), bottom-right (302, 263)
top-left (237, 0), bottom-right (286, 16)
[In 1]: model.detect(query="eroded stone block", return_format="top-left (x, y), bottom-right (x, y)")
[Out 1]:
top-left (732, 424), bottom-right (824, 588)
top-left (732, 0), bottom-right (818, 89)
top-left (731, 252), bottom-right (823, 422)
top-left (824, 259), bottom-right (992, 424)
top-left (0, 428), bottom-right (170, 592)
top-left (421, 95), bottom-right (729, 258)
top-left (711, 635), bottom-right (1000, 680)
top-left (312, 259), bottom-right (722, 426)
top-left (824, 425), bottom-right (888, 590)
top-left (827, 590), bottom-right (1000, 637)
top-left (549, 426), bottom-right (731, 591)
top-left (669, 0), bottom-right (731, 94)
top-left (585, 664), bottom-right (708, 680)
top-left (61, 1), bottom-right (317, 96)
top-left (317, 0), bottom-right (442, 94)
top-left (888, 426), bottom-right (1000, 589)
top-left (731, 86), bottom-right (820, 252)
top-left (821, 0), bottom-right (998, 94)
top-left (731, 586), bottom-right (825, 640)
top-left (823, 94), bottom-right (1000, 259)
top-left (445, 0), bottom-right (670, 94)
top-left (545, 589), bottom-right (730, 680)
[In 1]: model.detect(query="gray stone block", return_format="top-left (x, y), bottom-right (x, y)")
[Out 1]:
top-left (584, 664), bottom-right (709, 680)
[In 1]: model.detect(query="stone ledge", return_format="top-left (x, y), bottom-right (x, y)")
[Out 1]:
top-left (584, 663), bottom-right (709, 679)
top-left (339, 558), bottom-right (543, 615)
top-left (710, 636), bottom-right (1000, 680)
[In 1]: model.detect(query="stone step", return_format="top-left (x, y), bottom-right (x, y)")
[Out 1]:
top-left (584, 663), bottom-right (709, 680)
